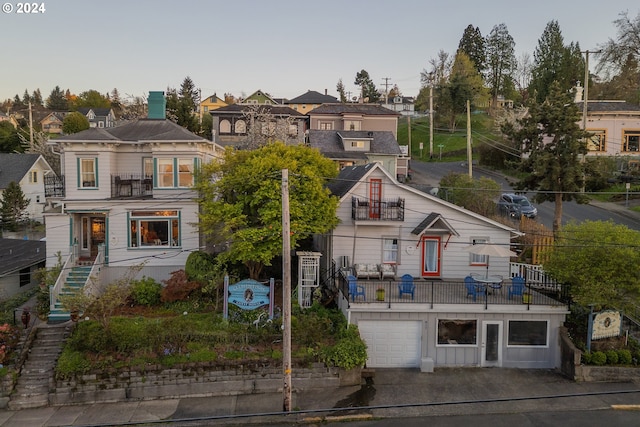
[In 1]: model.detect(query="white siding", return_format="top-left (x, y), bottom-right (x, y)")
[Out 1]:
top-left (44, 213), bottom-right (71, 268)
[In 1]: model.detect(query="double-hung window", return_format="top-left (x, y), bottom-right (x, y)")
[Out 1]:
top-left (382, 238), bottom-right (398, 264)
top-left (79, 158), bottom-right (97, 188)
top-left (157, 159), bottom-right (175, 188)
top-left (470, 238), bottom-right (488, 265)
top-left (178, 159), bottom-right (194, 187)
top-left (623, 130), bottom-right (640, 152)
top-left (156, 158), bottom-right (196, 188)
top-left (129, 210), bottom-right (180, 248)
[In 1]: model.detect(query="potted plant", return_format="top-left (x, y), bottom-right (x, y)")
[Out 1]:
top-left (522, 291), bottom-right (532, 304)
top-left (376, 287), bottom-right (385, 301)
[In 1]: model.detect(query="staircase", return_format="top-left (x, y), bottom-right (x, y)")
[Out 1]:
top-left (49, 266), bottom-right (92, 323)
top-left (8, 323), bottom-right (72, 410)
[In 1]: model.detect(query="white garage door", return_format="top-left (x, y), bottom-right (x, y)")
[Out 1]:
top-left (358, 320), bottom-right (422, 368)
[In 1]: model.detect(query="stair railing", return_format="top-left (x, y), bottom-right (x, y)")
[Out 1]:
top-left (85, 244), bottom-right (105, 297)
top-left (50, 243), bottom-right (78, 311)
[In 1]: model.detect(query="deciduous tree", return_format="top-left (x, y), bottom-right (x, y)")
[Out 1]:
top-left (195, 142), bottom-right (339, 279)
top-left (596, 10), bottom-right (640, 79)
top-left (62, 111), bottom-right (90, 134)
top-left (0, 122), bottom-right (21, 153)
top-left (438, 172), bottom-right (500, 217)
top-left (485, 23), bottom-right (516, 108)
top-left (544, 221), bottom-right (640, 311)
top-left (336, 79), bottom-right (347, 103)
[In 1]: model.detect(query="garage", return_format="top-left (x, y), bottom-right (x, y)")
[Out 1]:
top-left (358, 320), bottom-right (422, 368)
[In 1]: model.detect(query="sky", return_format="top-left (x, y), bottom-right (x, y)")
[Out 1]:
top-left (1, 0), bottom-right (639, 104)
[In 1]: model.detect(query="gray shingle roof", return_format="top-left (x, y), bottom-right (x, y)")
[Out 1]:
top-left (307, 130), bottom-right (402, 157)
top-left (55, 119), bottom-right (207, 143)
top-left (327, 164), bottom-right (377, 198)
top-left (309, 103), bottom-right (400, 116)
top-left (286, 90), bottom-right (339, 104)
top-left (77, 107), bottom-right (113, 117)
top-left (0, 238), bottom-right (46, 276)
top-left (0, 153), bottom-right (41, 189)
top-left (577, 101), bottom-right (640, 113)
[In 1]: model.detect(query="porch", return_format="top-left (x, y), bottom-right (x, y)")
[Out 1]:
top-left (337, 268), bottom-right (568, 309)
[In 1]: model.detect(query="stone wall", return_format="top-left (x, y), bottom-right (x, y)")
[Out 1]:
top-left (50, 362), bottom-right (359, 406)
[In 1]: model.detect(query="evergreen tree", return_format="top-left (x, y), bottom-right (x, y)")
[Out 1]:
top-left (31, 89), bottom-right (43, 106)
top-left (22, 89), bottom-right (31, 105)
top-left (46, 86), bottom-right (68, 110)
top-left (354, 69), bottom-right (380, 102)
top-left (529, 21), bottom-right (584, 102)
top-left (502, 81), bottom-right (589, 234)
top-left (12, 94), bottom-right (23, 109)
top-left (485, 23), bottom-right (516, 108)
top-left (0, 181), bottom-right (30, 231)
top-left (336, 79), bottom-right (347, 103)
top-left (0, 122), bottom-right (21, 153)
top-left (110, 88), bottom-right (123, 118)
top-left (178, 76), bottom-right (200, 112)
top-left (458, 24), bottom-right (485, 73)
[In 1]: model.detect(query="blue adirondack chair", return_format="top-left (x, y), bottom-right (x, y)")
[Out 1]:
top-left (465, 275), bottom-right (485, 301)
top-left (398, 274), bottom-right (415, 299)
top-left (347, 275), bottom-right (365, 301)
top-left (508, 275), bottom-right (525, 299)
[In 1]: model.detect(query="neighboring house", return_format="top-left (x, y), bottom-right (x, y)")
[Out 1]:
top-left (199, 93), bottom-right (227, 117)
top-left (578, 100), bottom-right (640, 165)
top-left (307, 103), bottom-right (409, 177)
top-left (380, 96), bottom-right (416, 116)
top-left (0, 111), bottom-right (12, 125)
top-left (306, 129), bottom-right (405, 179)
top-left (44, 91), bottom-right (224, 292)
top-left (0, 238), bottom-right (45, 298)
top-left (239, 89), bottom-right (278, 105)
top-left (285, 90), bottom-right (338, 114)
top-left (0, 153), bottom-right (56, 222)
top-left (209, 104), bottom-right (307, 147)
top-left (77, 107), bottom-right (116, 128)
top-left (40, 112), bottom-right (66, 134)
top-left (315, 163), bottom-right (568, 370)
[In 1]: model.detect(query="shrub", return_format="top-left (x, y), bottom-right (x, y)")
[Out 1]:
top-left (161, 270), bottom-right (202, 303)
top-left (185, 251), bottom-right (216, 285)
top-left (0, 323), bottom-right (20, 365)
top-left (591, 351), bottom-right (607, 366)
top-left (56, 347), bottom-right (91, 379)
top-left (617, 349), bottom-right (632, 365)
top-left (320, 325), bottom-right (367, 370)
top-left (605, 350), bottom-right (619, 365)
top-left (130, 276), bottom-right (162, 306)
top-left (581, 351), bottom-right (592, 365)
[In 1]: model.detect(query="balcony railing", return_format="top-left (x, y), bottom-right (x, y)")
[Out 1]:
top-left (351, 197), bottom-right (404, 221)
top-left (111, 174), bottom-right (153, 198)
top-left (337, 273), bottom-right (570, 309)
top-left (44, 174), bottom-right (65, 198)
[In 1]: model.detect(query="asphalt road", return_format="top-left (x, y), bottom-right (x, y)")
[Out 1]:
top-left (409, 160), bottom-right (640, 231)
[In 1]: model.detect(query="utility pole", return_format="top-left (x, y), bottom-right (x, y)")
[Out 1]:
top-left (407, 115), bottom-right (412, 159)
top-left (581, 49), bottom-right (601, 192)
top-left (381, 77), bottom-right (392, 104)
top-left (28, 101), bottom-right (33, 145)
top-left (429, 83), bottom-right (434, 159)
top-left (281, 169), bottom-right (292, 412)
top-left (467, 100), bottom-right (472, 178)
top-left (198, 88), bottom-right (203, 126)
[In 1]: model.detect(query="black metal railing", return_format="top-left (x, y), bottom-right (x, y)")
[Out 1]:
top-left (44, 174), bottom-right (65, 197)
top-left (111, 174), bottom-right (153, 198)
top-left (338, 273), bottom-right (569, 310)
top-left (351, 197), bottom-right (404, 221)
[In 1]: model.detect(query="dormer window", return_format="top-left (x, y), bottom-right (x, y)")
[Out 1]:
top-left (351, 140), bottom-right (365, 148)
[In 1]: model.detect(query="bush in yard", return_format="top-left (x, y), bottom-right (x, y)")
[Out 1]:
top-left (161, 270), bottom-right (202, 303)
top-left (581, 351), bottom-right (592, 364)
top-left (320, 324), bottom-right (367, 370)
top-left (130, 276), bottom-right (162, 306)
top-left (605, 349), bottom-right (619, 365)
top-left (591, 351), bottom-right (607, 366)
top-left (617, 349), bottom-right (632, 365)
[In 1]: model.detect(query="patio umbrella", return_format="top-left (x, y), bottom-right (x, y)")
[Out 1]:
top-left (462, 243), bottom-right (517, 278)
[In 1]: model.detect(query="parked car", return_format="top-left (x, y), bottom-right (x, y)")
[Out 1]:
top-left (497, 193), bottom-right (537, 219)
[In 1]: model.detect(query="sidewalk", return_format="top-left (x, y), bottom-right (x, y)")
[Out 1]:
top-left (1, 368), bottom-right (639, 426)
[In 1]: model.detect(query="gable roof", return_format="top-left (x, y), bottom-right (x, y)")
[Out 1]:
top-left (307, 130), bottom-right (402, 158)
top-left (328, 163), bottom-right (518, 234)
top-left (0, 153), bottom-right (42, 189)
top-left (0, 238), bottom-right (46, 276)
top-left (309, 103), bottom-right (400, 116)
top-left (77, 107), bottom-right (114, 117)
top-left (55, 119), bottom-right (209, 143)
top-left (241, 90), bottom-right (278, 105)
top-left (411, 212), bottom-right (458, 237)
top-left (286, 90), bottom-right (339, 104)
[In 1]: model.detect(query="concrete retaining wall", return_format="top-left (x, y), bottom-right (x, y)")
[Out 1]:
top-left (50, 362), bottom-right (359, 406)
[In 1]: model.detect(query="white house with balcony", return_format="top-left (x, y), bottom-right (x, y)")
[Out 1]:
top-left (43, 92), bottom-right (224, 321)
